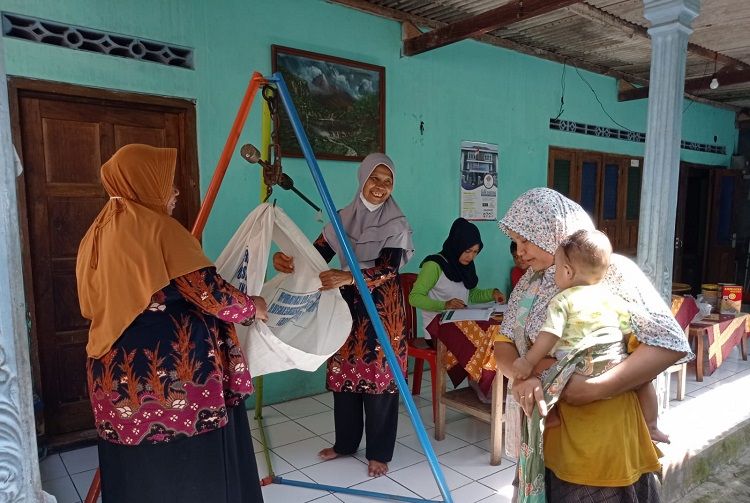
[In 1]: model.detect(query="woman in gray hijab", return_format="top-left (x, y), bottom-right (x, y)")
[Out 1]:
top-left (273, 153), bottom-right (413, 478)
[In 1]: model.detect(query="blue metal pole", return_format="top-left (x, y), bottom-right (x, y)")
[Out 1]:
top-left (274, 477), bottom-right (432, 503)
top-left (268, 72), bottom-right (453, 503)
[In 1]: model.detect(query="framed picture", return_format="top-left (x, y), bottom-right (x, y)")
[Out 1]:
top-left (272, 45), bottom-right (385, 161)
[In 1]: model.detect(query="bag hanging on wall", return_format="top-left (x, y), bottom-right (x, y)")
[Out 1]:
top-left (215, 203), bottom-right (352, 376)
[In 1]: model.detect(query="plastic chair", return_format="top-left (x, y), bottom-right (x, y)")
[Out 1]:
top-left (399, 272), bottom-right (438, 423)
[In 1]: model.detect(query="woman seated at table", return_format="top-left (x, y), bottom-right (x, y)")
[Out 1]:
top-left (409, 218), bottom-right (504, 400)
top-left (410, 218), bottom-right (505, 333)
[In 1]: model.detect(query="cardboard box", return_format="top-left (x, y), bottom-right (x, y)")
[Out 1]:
top-left (720, 284), bottom-right (742, 314)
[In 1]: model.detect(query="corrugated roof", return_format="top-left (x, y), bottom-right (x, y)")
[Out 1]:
top-left (335, 0), bottom-right (750, 109)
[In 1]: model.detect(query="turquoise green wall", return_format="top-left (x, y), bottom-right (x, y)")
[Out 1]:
top-left (2, 0), bottom-right (737, 404)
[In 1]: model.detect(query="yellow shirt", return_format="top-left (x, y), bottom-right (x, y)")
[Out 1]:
top-left (544, 392), bottom-right (661, 486)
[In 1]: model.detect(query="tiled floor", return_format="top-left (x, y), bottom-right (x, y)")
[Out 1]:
top-left (41, 345), bottom-right (750, 503)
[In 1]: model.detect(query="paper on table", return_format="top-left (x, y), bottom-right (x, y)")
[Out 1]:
top-left (467, 302), bottom-right (508, 313)
top-left (440, 308), bottom-right (493, 323)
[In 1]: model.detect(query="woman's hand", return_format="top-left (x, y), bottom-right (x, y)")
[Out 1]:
top-left (319, 269), bottom-right (354, 290)
top-left (445, 298), bottom-right (466, 309)
top-left (560, 374), bottom-right (606, 406)
top-left (249, 296), bottom-right (268, 322)
top-left (272, 252), bottom-right (295, 273)
top-left (511, 356), bottom-right (533, 380)
top-left (492, 289), bottom-right (506, 303)
top-left (512, 376), bottom-right (548, 418)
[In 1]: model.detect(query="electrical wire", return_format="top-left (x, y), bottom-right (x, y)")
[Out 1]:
top-left (683, 60), bottom-right (710, 115)
top-left (554, 61), bottom-right (566, 120)
top-left (574, 66), bottom-right (636, 132)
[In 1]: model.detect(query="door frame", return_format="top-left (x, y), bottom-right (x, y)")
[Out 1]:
top-left (8, 77), bottom-right (200, 437)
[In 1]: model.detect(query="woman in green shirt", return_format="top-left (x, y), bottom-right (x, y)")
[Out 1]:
top-left (409, 217), bottom-right (505, 339)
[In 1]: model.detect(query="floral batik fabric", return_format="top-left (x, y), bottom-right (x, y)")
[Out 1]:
top-left (314, 234), bottom-right (408, 394)
top-left (86, 267), bottom-right (255, 445)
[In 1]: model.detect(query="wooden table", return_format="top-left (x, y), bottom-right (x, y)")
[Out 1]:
top-left (428, 317), bottom-right (505, 466)
top-left (688, 312), bottom-right (749, 381)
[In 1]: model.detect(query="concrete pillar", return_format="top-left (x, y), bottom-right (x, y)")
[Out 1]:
top-left (0, 35), bottom-right (55, 502)
top-left (637, 0), bottom-right (700, 300)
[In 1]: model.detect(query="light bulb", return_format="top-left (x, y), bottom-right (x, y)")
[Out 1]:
top-left (710, 77), bottom-right (719, 90)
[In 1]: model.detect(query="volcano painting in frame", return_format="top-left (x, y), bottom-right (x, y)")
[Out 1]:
top-left (272, 45), bottom-right (385, 161)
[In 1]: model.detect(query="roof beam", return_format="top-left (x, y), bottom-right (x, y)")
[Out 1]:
top-left (402, 0), bottom-right (581, 57)
top-left (620, 68), bottom-right (750, 101)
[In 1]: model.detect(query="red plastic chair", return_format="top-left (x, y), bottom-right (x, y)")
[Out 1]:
top-left (399, 272), bottom-right (438, 423)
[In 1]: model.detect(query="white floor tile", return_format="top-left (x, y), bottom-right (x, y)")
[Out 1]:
top-left (401, 403), bottom-right (435, 428)
top-left (477, 465), bottom-right (517, 493)
top-left (321, 431), bottom-right (338, 445)
top-left (42, 475), bottom-right (81, 503)
top-left (273, 396), bottom-right (331, 419)
top-left (312, 392), bottom-right (335, 408)
top-left (473, 439), bottom-right (516, 464)
top-left (309, 495), bottom-right (344, 502)
top-left (273, 436), bottom-right (337, 470)
top-left (477, 490), bottom-right (514, 503)
top-left (353, 442), bottom-right (425, 472)
top-left (435, 481), bottom-right (495, 502)
top-left (398, 427), bottom-right (469, 456)
top-left (70, 469), bottom-right (96, 500)
top-left (441, 417), bottom-right (491, 444)
top-left (301, 455), bottom-right (372, 488)
top-left (336, 475), bottom-right (421, 503)
top-left (295, 410), bottom-right (336, 436)
top-left (396, 412), bottom-right (418, 438)
top-left (438, 444), bottom-right (504, 480)
top-left (249, 405), bottom-right (291, 430)
top-left (399, 394), bottom-right (432, 410)
top-left (444, 409), bottom-right (470, 424)
top-left (60, 445), bottom-right (98, 475)
top-left (388, 460), bottom-right (471, 499)
top-left (39, 454), bottom-right (67, 482)
top-left (261, 470), bottom-right (333, 502)
top-left (253, 435), bottom-right (265, 453)
top-left (252, 420), bottom-right (316, 448)
top-left (255, 448), bottom-right (296, 477)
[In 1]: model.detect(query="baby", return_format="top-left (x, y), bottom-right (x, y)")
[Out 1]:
top-left (512, 229), bottom-right (669, 443)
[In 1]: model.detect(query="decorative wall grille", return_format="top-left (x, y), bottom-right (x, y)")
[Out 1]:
top-left (549, 118), bottom-right (726, 155)
top-left (2, 12), bottom-right (193, 69)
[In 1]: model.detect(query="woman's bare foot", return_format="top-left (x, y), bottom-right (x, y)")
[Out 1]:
top-left (649, 427), bottom-right (671, 444)
top-left (318, 447), bottom-right (339, 461)
top-left (368, 460), bottom-right (388, 477)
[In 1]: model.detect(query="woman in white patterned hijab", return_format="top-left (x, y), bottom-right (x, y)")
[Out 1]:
top-left (495, 187), bottom-right (690, 502)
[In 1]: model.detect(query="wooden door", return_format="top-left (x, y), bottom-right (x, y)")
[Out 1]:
top-left (548, 147), bottom-right (642, 255)
top-left (704, 169), bottom-right (743, 283)
top-left (10, 79), bottom-right (199, 436)
top-left (673, 163), bottom-right (690, 282)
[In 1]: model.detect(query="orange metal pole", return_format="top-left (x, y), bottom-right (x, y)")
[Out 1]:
top-left (191, 71), bottom-right (265, 238)
top-left (84, 469), bottom-right (100, 503)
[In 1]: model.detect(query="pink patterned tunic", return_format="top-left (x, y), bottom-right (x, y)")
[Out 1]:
top-left (86, 267), bottom-right (255, 445)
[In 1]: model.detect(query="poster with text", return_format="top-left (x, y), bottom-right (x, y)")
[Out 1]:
top-left (460, 141), bottom-right (498, 220)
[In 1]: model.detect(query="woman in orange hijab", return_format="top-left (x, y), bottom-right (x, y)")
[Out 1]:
top-left (77, 144), bottom-right (267, 503)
